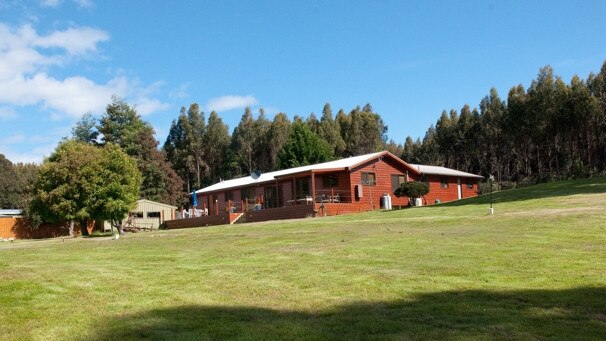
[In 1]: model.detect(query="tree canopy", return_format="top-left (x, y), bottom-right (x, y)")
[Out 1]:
top-left (30, 140), bottom-right (141, 236)
top-left (277, 120), bottom-right (333, 169)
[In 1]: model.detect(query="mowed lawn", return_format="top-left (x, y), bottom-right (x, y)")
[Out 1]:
top-left (1, 178), bottom-right (605, 340)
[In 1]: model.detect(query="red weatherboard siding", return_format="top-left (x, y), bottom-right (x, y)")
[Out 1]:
top-left (349, 157), bottom-right (412, 209)
top-left (187, 152), bottom-right (481, 226)
top-left (415, 174), bottom-right (479, 205)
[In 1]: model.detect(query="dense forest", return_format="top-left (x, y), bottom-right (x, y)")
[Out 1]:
top-left (403, 63), bottom-right (606, 187)
top-left (1, 61), bottom-right (606, 210)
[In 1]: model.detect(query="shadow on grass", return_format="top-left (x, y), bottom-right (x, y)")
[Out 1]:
top-left (86, 287), bottom-right (605, 340)
top-left (437, 177), bottom-right (606, 207)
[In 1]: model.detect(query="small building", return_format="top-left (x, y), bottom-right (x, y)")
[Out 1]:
top-left (165, 151), bottom-right (483, 229)
top-left (0, 209), bottom-right (23, 217)
top-left (100, 199), bottom-right (177, 231)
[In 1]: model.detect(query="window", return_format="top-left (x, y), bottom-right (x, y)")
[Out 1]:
top-left (224, 190), bottom-right (234, 202)
top-left (467, 180), bottom-right (474, 189)
top-left (241, 187), bottom-right (255, 201)
top-left (147, 211), bottom-right (161, 218)
top-left (420, 174), bottom-right (430, 185)
top-left (131, 212), bottom-right (144, 218)
top-left (323, 174), bottom-right (339, 188)
top-left (391, 174), bottom-right (406, 192)
top-left (440, 177), bottom-right (449, 189)
top-left (361, 172), bottom-right (376, 186)
top-left (296, 178), bottom-right (310, 196)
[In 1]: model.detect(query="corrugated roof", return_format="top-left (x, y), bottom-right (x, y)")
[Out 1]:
top-left (0, 209), bottom-right (23, 216)
top-left (196, 152), bottom-right (384, 194)
top-left (409, 164), bottom-right (484, 179)
top-left (137, 199), bottom-right (177, 209)
top-left (195, 152), bottom-right (483, 195)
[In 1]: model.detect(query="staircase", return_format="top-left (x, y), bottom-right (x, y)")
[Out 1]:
top-left (230, 213), bottom-right (245, 224)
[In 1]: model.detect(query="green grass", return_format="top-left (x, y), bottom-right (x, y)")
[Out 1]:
top-left (1, 178), bottom-right (605, 340)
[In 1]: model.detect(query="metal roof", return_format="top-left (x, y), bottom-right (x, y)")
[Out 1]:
top-left (0, 209), bottom-right (23, 216)
top-left (195, 151), bottom-right (483, 195)
top-left (409, 164), bottom-right (484, 179)
top-left (196, 152), bottom-right (385, 194)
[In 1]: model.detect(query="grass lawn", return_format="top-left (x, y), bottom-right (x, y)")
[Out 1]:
top-left (1, 178), bottom-right (605, 340)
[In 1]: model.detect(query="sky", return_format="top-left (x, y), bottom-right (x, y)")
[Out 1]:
top-left (1, 0), bottom-right (605, 164)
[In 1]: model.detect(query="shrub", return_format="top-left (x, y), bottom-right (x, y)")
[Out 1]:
top-left (394, 182), bottom-right (429, 205)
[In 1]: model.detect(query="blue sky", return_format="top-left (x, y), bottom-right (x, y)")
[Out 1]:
top-left (1, 0), bottom-right (605, 163)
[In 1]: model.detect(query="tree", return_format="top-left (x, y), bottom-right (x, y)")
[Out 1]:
top-left (268, 113), bottom-right (291, 170)
top-left (164, 104), bottom-right (207, 193)
top-left (203, 111), bottom-right (231, 184)
top-left (230, 107), bottom-right (256, 176)
top-left (344, 104), bottom-right (388, 155)
top-left (277, 120), bottom-right (333, 169)
top-left (98, 96), bottom-right (185, 206)
top-left (94, 143), bottom-right (142, 234)
top-left (0, 154), bottom-right (20, 209)
top-left (318, 103), bottom-right (346, 157)
top-left (394, 182), bottom-right (429, 206)
top-left (72, 112), bottom-right (99, 144)
top-left (30, 140), bottom-right (141, 236)
top-left (253, 108), bottom-right (272, 171)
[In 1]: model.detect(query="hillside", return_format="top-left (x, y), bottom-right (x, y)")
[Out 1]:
top-left (1, 178), bottom-right (605, 340)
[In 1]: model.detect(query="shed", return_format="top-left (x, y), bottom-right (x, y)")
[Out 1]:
top-left (101, 199), bottom-right (177, 231)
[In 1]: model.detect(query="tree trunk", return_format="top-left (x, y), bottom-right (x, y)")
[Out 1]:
top-left (80, 220), bottom-right (90, 236)
top-left (69, 220), bottom-right (75, 237)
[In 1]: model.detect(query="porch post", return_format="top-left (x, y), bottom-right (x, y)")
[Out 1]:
top-left (292, 177), bottom-right (297, 203)
top-left (311, 171), bottom-right (316, 209)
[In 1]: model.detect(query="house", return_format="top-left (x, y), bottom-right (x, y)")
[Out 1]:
top-left (164, 151), bottom-right (482, 229)
top-left (99, 199), bottom-right (177, 231)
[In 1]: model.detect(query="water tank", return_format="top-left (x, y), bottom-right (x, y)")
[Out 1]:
top-left (381, 194), bottom-right (393, 210)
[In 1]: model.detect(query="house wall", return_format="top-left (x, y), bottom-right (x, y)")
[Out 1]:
top-left (420, 175), bottom-right (478, 205)
top-left (244, 204), bottom-right (315, 223)
top-left (349, 157), bottom-right (413, 209)
top-left (313, 171), bottom-right (351, 201)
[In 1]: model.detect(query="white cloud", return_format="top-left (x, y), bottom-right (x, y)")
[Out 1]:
top-left (0, 132), bottom-right (25, 145)
top-left (205, 95), bottom-right (258, 112)
top-left (36, 26), bottom-right (108, 55)
top-left (40, 0), bottom-right (62, 8)
top-left (0, 106), bottom-right (17, 120)
top-left (40, 0), bottom-right (94, 9)
top-left (0, 23), bottom-right (167, 119)
top-left (135, 97), bottom-right (170, 116)
top-left (169, 82), bottom-right (191, 100)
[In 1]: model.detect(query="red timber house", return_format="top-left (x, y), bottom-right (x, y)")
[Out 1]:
top-left (165, 151), bottom-right (482, 229)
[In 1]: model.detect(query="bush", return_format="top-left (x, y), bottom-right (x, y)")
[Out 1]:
top-left (394, 182), bottom-right (429, 205)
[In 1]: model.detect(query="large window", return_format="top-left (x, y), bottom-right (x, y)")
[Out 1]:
top-left (323, 174), bottom-right (339, 188)
top-left (420, 174), bottom-right (430, 185)
top-left (296, 178), bottom-right (310, 196)
top-left (440, 177), bottom-right (449, 189)
top-left (241, 187), bottom-right (255, 201)
top-left (361, 172), bottom-right (376, 186)
top-left (391, 174), bottom-right (406, 192)
top-left (147, 211), bottom-right (161, 218)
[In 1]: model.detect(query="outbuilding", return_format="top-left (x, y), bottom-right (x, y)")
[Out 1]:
top-left (100, 199), bottom-right (177, 231)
